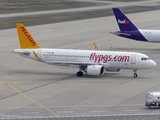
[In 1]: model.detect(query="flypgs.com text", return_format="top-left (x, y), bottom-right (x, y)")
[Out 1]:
top-left (90, 53), bottom-right (130, 63)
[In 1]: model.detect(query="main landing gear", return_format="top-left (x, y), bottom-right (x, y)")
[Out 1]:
top-left (77, 67), bottom-right (85, 77)
top-left (77, 71), bottom-right (83, 76)
top-left (133, 69), bottom-right (138, 78)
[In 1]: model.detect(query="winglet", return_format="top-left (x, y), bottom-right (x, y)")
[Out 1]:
top-left (93, 42), bottom-right (99, 51)
top-left (112, 8), bottom-right (138, 31)
top-left (16, 23), bottom-right (43, 49)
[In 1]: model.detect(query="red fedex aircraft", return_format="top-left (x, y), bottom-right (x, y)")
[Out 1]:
top-left (13, 24), bottom-right (156, 78)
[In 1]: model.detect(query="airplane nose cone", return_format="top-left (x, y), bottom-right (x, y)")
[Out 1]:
top-left (151, 60), bottom-right (157, 68)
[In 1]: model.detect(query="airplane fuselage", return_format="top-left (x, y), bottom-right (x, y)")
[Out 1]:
top-left (13, 49), bottom-right (156, 70)
top-left (140, 29), bottom-right (160, 43)
top-left (115, 29), bottom-right (160, 43)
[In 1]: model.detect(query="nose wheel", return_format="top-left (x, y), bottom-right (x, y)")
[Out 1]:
top-left (133, 70), bottom-right (138, 78)
top-left (134, 73), bottom-right (138, 78)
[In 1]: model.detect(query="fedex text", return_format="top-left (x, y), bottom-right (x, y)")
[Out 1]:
top-left (90, 53), bottom-right (130, 63)
top-left (118, 19), bottom-right (130, 24)
top-left (20, 27), bottom-right (36, 46)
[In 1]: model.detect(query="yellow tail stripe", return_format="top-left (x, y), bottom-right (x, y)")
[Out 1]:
top-left (8, 85), bottom-right (60, 117)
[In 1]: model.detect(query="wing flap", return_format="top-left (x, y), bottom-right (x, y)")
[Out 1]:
top-left (45, 61), bottom-right (97, 66)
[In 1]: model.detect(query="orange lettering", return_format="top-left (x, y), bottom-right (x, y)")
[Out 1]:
top-left (20, 27), bottom-right (36, 46)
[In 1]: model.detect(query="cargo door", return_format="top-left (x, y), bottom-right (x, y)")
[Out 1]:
top-left (131, 54), bottom-right (136, 64)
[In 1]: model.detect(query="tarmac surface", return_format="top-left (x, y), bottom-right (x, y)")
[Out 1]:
top-left (0, 1), bottom-right (160, 120)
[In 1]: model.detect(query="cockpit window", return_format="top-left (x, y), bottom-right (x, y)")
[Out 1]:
top-left (141, 57), bottom-right (150, 60)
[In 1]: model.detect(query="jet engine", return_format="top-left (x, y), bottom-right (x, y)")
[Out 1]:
top-left (86, 65), bottom-right (104, 75)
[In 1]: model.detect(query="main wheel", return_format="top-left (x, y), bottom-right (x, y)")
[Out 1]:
top-left (77, 71), bottom-right (83, 76)
top-left (134, 74), bottom-right (138, 78)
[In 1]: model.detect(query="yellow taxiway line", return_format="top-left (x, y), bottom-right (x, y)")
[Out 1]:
top-left (8, 85), bottom-right (60, 117)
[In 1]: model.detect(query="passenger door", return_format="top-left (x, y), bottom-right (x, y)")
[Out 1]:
top-left (131, 54), bottom-right (136, 64)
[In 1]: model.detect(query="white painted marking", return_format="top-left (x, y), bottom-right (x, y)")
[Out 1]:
top-left (57, 111), bottom-right (74, 113)
top-left (120, 107), bottom-right (137, 109)
top-left (90, 111), bottom-right (105, 113)
top-left (123, 109), bottom-right (140, 111)
top-left (1, 113), bottom-right (160, 119)
top-left (23, 112), bottom-right (40, 114)
top-left (24, 109), bottom-right (41, 111)
top-left (71, 108), bottom-right (87, 110)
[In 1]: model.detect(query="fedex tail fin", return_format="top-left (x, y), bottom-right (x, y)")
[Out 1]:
top-left (16, 23), bottom-right (43, 49)
top-left (112, 8), bottom-right (138, 31)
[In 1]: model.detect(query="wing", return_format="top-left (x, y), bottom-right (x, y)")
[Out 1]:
top-left (44, 61), bottom-right (98, 66)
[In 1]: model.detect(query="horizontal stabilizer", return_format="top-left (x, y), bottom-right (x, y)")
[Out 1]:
top-left (110, 32), bottom-right (131, 36)
top-left (12, 50), bottom-right (30, 55)
top-left (12, 49), bottom-right (30, 56)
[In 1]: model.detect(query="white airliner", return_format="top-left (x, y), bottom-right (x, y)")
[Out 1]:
top-left (13, 24), bottom-right (156, 78)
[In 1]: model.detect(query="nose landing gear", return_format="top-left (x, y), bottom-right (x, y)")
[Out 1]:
top-left (133, 70), bottom-right (138, 78)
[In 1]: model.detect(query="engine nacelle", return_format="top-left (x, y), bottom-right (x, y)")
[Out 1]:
top-left (87, 65), bottom-right (104, 76)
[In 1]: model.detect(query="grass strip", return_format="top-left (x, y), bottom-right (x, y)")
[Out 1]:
top-left (0, 0), bottom-right (94, 13)
top-left (0, 6), bottom-right (156, 29)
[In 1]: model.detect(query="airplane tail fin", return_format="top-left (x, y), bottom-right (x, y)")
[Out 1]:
top-left (112, 8), bottom-right (138, 31)
top-left (16, 23), bottom-right (43, 49)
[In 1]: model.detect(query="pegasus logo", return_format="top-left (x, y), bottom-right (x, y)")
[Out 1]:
top-left (118, 19), bottom-right (130, 24)
top-left (20, 27), bottom-right (36, 46)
